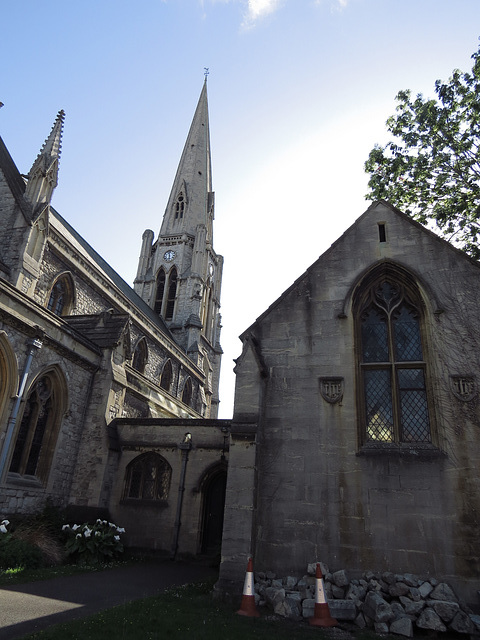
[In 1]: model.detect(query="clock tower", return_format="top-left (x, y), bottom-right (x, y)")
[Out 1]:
top-left (134, 79), bottom-right (223, 417)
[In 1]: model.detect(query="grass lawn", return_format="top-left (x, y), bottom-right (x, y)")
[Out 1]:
top-left (0, 560), bottom-right (131, 587)
top-left (14, 578), bottom-right (364, 640)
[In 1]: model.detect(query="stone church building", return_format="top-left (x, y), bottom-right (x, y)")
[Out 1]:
top-left (0, 81), bottom-right (229, 558)
top-left (218, 201), bottom-right (480, 605)
top-left (0, 82), bottom-right (479, 605)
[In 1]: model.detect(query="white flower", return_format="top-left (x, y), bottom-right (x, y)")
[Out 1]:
top-left (1, 519), bottom-right (9, 526)
top-left (95, 531), bottom-right (101, 537)
top-left (108, 522), bottom-right (116, 528)
top-left (76, 533), bottom-right (82, 538)
top-left (96, 518), bottom-right (103, 524)
top-left (62, 524), bottom-right (70, 531)
top-left (84, 528), bottom-right (92, 538)
top-left (72, 524), bottom-right (80, 531)
top-left (116, 527), bottom-right (125, 533)
top-left (0, 525), bottom-right (7, 534)
top-left (114, 535), bottom-right (120, 541)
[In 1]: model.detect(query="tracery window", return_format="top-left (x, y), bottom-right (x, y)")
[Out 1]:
top-left (47, 274), bottom-right (74, 316)
top-left (357, 278), bottom-right (431, 445)
top-left (160, 359), bottom-right (173, 392)
top-left (132, 338), bottom-right (148, 374)
top-left (9, 370), bottom-right (66, 483)
top-left (123, 452), bottom-right (171, 501)
top-left (174, 193), bottom-right (185, 219)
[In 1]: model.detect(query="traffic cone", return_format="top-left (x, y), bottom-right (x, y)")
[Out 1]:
top-left (236, 557), bottom-right (260, 617)
top-left (309, 562), bottom-right (337, 627)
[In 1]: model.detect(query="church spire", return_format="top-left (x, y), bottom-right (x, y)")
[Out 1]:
top-left (159, 79), bottom-right (213, 241)
top-left (24, 110), bottom-right (65, 213)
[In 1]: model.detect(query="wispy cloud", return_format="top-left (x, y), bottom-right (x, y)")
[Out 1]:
top-left (314, 0), bottom-right (349, 11)
top-left (242, 0), bottom-right (284, 27)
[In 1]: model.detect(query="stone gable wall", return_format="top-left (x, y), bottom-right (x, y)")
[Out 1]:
top-left (224, 204), bottom-right (480, 604)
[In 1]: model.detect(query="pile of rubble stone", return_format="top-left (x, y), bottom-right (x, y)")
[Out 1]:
top-left (253, 563), bottom-right (480, 637)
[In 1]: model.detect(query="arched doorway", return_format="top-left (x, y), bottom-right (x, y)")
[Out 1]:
top-left (201, 466), bottom-right (227, 556)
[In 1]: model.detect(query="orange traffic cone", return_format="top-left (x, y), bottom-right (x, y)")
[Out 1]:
top-left (236, 557), bottom-right (260, 617)
top-left (309, 562), bottom-right (337, 627)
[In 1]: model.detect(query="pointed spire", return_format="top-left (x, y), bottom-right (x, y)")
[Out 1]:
top-left (24, 110), bottom-right (65, 212)
top-left (160, 80), bottom-right (213, 239)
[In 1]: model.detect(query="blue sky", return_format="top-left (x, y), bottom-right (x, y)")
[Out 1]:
top-left (2, 0), bottom-right (480, 416)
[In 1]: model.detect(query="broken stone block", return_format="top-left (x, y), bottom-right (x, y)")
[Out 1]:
top-left (390, 616), bottom-right (413, 638)
top-left (328, 599), bottom-right (357, 621)
top-left (363, 591), bottom-right (395, 623)
top-left (430, 582), bottom-right (458, 602)
top-left (332, 569), bottom-right (349, 588)
top-left (449, 610), bottom-right (475, 634)
top-left (417, 581), bottom-right (434, 599)
top-left (389, 582), bottom-right (410, 598)
top-left (416, 607), bottom-right (447, 632)
top-left (431, 600), bottom-right (460, 622)
top-left (374, 621), bottom-right (389, 634)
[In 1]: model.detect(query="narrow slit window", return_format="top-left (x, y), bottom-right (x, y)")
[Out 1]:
top-left (378, 223), bottom-right (387, 243)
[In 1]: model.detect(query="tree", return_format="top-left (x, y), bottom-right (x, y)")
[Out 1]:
top-left (365, 43), bottom-right (480, 259)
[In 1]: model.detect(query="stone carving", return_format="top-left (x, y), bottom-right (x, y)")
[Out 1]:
top-left (319, 377), bottom-right (344, 404)
top-left (450, 375), bottom-right (476, 401)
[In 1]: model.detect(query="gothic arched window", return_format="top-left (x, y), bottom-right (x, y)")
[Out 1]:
top-left (356, 276), bottom-right (432, 446)
top-left (182, 377), bottom-right (193, 407)
top-left (154, 268), bottom-right (177, 321)
top-left (174, 193), bottom-right (185, 219)
top-left (9, 369), bottom-right (67, 483)
top-left (160, 359), bottom-right (173, 392)
top-left (123, 452), bottom-right (172, 501)
top-left (165, 268), bottom-right (177, 321)
top-left (154, 269), bottom-right (166, 315)
top-left (47, 274), bottom-right (74, 316)
top-left (132, 338), bottom-right (148, 374)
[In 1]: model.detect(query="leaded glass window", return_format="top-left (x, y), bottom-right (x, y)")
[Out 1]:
top-left (359, 280), bottom-right (431, 444)
top-left (124, 453), bottom-right (171, 501)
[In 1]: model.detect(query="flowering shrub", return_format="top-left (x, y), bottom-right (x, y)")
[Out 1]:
top-left (63, 520), bottom-right (126, 565)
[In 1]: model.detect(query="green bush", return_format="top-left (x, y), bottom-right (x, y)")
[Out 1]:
top-left (0, 520), bottom-right (43, 570)
top-left (63, 520), bottom-right (125, 565)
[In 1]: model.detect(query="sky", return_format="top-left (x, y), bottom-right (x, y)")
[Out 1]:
top-left (2, 0), bottom-right (480, 417)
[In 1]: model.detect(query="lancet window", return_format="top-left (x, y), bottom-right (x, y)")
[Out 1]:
top-left (174, 193), bottom-right (185, 220)
top-left (47, 274), bottom-right (74, 316)
top-left (160, 359), bottom-right (173, 392)
top-left (132, 338), bottom-right (148, 374)
top-left (154, 268), bottom-right (177, 321)
top-left (9, 369), bottom-right (66, 483)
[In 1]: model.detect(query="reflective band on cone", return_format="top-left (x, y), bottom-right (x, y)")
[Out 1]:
top-left (309, 562), bottom-right (337, 627)
top-left (236, 557), bottom-right (260, 617)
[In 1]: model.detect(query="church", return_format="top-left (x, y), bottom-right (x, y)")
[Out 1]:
top-left (0, 81), bottom-right (229, 558)
top-left (0, 82), bottom-right (479, 606)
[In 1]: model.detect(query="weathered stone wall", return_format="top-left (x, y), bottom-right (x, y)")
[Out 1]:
top-left (108, 420), bottom-right (229, 556)
top-left (0, 284), bottom-right (101, 515)
top-left (223, 203), bottom-right (480, 604)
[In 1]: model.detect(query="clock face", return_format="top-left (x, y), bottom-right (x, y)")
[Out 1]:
top-left (163, 250), bottom-right (176, 262)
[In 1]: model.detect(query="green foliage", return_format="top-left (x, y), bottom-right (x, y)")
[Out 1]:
top-left (0, 520), bottom-right (44, 570)
top-left (365, 42), bottom-right (480, 259)
top-left (63, 519), bottom-right (125, 565)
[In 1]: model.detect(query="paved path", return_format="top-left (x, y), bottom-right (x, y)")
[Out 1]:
top-left (0, 561), bottom-right (217, 640)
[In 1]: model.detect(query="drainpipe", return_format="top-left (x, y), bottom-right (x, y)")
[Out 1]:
top-left (0, 332), bottom-right (44, 481)
top-left (171, 433), bottom-right (192, 560)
